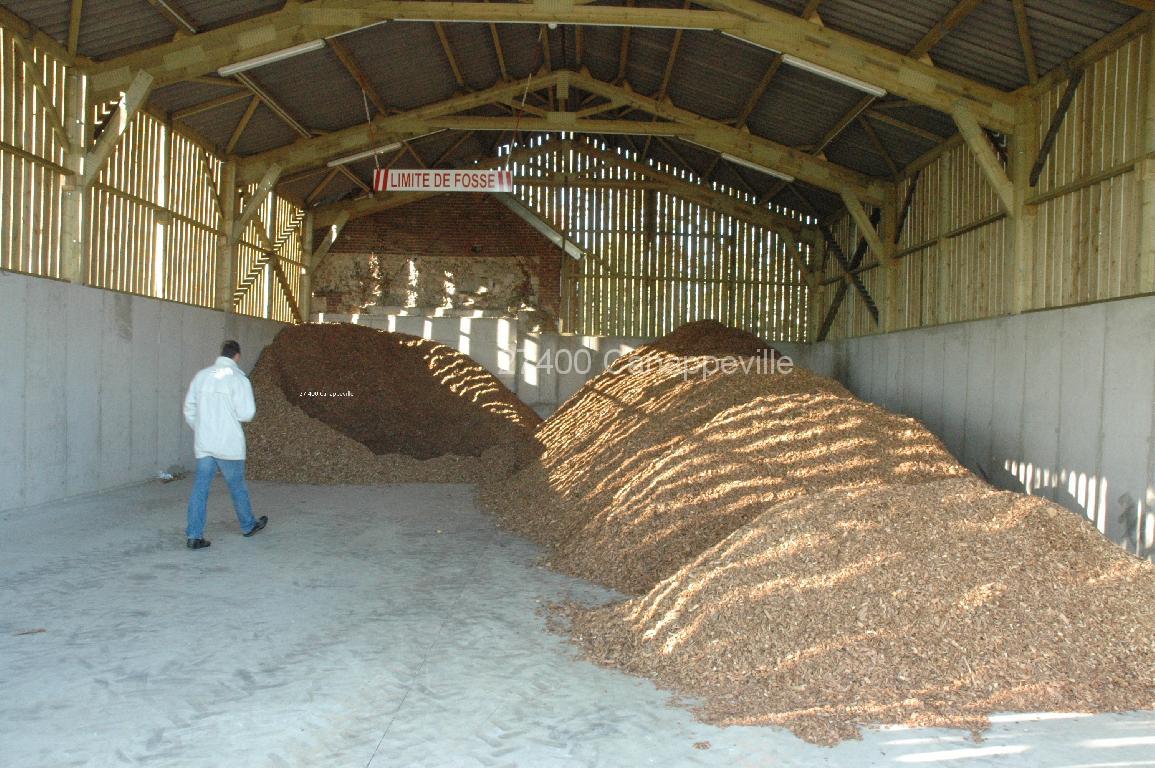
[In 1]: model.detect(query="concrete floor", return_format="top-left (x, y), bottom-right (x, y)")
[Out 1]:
top-left (1, 481), bottom-right (1152, 768)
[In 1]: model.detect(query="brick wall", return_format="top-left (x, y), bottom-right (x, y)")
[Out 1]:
top-left (314, 194), bottom-right (564, 327)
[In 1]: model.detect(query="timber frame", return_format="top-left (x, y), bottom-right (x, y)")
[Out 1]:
top-left (1, 0), bottom-right (1150, 335)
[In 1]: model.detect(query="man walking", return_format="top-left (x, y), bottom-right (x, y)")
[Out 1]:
top-left (182, 340), bottom-right (268, 549)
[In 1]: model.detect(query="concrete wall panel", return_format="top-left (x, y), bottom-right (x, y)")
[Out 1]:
top-left (130, 296), bottom-right (161, 480)
top-left (65, 285), bottom-right (103, 497)
top-left (798, 295), bottom-right (1155, 557)
top-left (22, 279), bottom-right (68, 507)
top-left (0, 273), bottom-right (286, 513)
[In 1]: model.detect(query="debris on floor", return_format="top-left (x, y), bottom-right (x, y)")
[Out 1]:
top-left (246, 323), bottom-right (539, 483)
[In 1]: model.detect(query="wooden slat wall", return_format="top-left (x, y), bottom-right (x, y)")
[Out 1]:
top-left (1031, 34), bottom-right (1148, 307)
top-left (510, 136), bottom-right (812, 341)
top-left (815, 34), bottom-right (1147, 341)
top-left (0, 27), bottom-right (68, 278)
top-left (234, 183), bottom-right (304, 322)
top-left (0, 33), bottom-right (305, 321)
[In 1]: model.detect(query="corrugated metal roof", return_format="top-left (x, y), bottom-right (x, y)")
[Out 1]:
top-left (747, 65), bottom-right (867, 149)
top-left (242, 47), bottom-right (365, 134)
top-left (0, 0), bottom-right (1143, 218)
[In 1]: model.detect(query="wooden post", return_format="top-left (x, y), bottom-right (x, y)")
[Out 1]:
top-left (300, 211), bottom-right (314, 323)
top-left (882, 181), bottom-right (902, 332)
top-left (60, 69), bottom-right (86, 283)
top-left (215, 160), bottom-right (238, 312)
top-left (1010, 94), bottom-right (1040, 313)
top-left (1139, 19), bottom-right (1155, 294)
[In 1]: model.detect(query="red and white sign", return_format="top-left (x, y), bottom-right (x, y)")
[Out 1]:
top-left (373, 168), bottom-right (514, 193)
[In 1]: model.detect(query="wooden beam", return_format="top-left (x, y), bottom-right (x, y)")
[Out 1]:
top-left (571, 71), bottom-right (888, 204)
top-left (84, 0), bottom-right (1017, 130)
top-left (67, 0), bottom-right (84, 56)
top-left (432, 131), bottom-right (475, 166)
top-left (858, 116), bottom-right (898, 179)
top-left (1026, 12), bottom-right (1150, 97)
top-left (9, 33), bottom-right (71, 150)
top-left (1029, 68), bottom-right (1085, 187)
top-left (864, 110), bottom-right (946, 144)
top-left (235, 72), bottom-right (311, 137)
top-left (434, 22), bottom-right (467, 88)
top-left (952, 101), bottom-right (1014, 210)
top-left (0, 5), bottom-right (85, 66)
top-left (305, 167), bottom-right (341, 205)
top-left (573, 141), bottom-right (804, 233)
top-left (144, 0), bottom-right (198, 34)
top-left (1011, 0), bottom-right (1038, 85)
top-left (311, 211), bottom-right (350, 274)
top-left (328, 36), bottom-right (390, 116)
top-left (616, 0), bottom-right (635, 84)
top-left (226, 96), bottom-right (260, 154)
top-left (485, 1), bottom-right (508, 81)
top-left (215, 161), bottom-right (238, 311)
top-left (697, 0), bottom-right (1016, 130)
top-left (172, 90), bottom-right (251, 121)
top-left (840, 191), bottom-right (885, 259)
top-left (232, 164), bottom-right (282, 242)
top-left (80, 70), bottom-right (153, 188)
top-left (909, 0), bottom-right (987, 58)
top-left (236, 72), bottom-right (562, 182)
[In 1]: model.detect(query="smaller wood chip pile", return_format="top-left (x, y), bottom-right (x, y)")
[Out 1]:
top-left (482, 321), bottom-right (967, 594)
top-left (246, 323), bottom-right (539, 483)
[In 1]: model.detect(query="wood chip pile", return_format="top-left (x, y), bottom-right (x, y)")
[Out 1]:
top-left (479, 319), bottom-right (1155, 744)
top-left (481, 321), bottom-right (968, 594)
top-left (246, 323), bottom-right (539, 483)
top-left (568, 478), bottom-right (1155, 744)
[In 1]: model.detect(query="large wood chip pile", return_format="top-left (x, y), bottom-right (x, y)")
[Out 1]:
top-left (246, 323), bottom-right (538, 483)
top-left (478, 319), bottom-right (1155, 744)
top-left (568, 478), bottom-right (1155, 744)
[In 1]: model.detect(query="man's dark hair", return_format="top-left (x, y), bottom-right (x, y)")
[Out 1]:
top-left (221, 340), bottom-right (241, 358)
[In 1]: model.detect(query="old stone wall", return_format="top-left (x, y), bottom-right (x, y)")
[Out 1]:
top-left (313, 194), bottom-right (564, 328)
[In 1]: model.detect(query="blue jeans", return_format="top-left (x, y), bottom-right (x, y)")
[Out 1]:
top-left (186, 456), bottom-right (257, 539)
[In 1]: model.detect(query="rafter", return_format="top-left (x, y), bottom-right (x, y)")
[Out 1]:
top-left (432, 131), bottom-right (476, 166)
top-left (237, 72), bottom-right (565, 181)
top-left (1011, 0), bottom-right (1039, 85)
top-left (484, 0), bottom-right (509, 80)
top-left (858, 115), bottom-right (899, 179)
top-left (616, 0), bottom-right (636, 84)
top-left (67, 0), bottom-right (83, 56)
top-left (909, 0), bottom-right (987, 59)
top-left (239, 70), bottom-right (887, 203)
top-left (171, 90), bottom-right (251, 121)
top-left (85, 0), bottom-right (1017, 130)
top-left (226, 96), bottom-right (260, 154)
top-left (144, 0), bottom-right (198, 34)
top-left (434, 22), bottom-right (467, 88)
top-left (328, 36), bottom-right (390, 116)
top-left (758, 0), bottom-right (987, 203)
top-left (306, 167), bottom-right (341, 205)
top-left (234, 72), bottom-right (311, 136)
top-left (863, 110), bottom-right (946, 144)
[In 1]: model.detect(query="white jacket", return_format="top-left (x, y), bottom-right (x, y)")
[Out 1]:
top-left (183, 356), bottom-right (257, 460)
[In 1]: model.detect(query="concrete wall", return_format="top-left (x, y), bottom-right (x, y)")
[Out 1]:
top-left (0, 271), bottom-right (285, 513)
top-left (797, 295), bottom-right (1155, 558)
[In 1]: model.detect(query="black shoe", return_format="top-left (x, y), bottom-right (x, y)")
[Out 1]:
top-left (243, 516), bottom-right (268, 537)
top-left (187, 538), bottom-right (211, 549)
